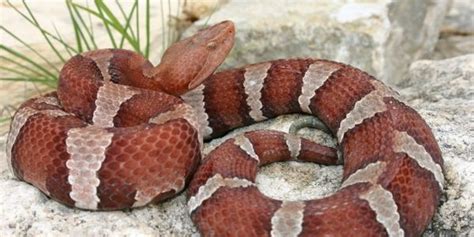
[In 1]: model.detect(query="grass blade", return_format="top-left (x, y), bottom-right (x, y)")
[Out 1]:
top-left (6, 0), bottom-right (78, 55)
top-left (95, 0), bottom-right (139, 51)
top-left (0, 65), bottom-right (41, 78)
top-left (1, 45), bottom-right (56, 79)
top-left (159, 0), bottom-right (165, 56)
top-left (0, 26), bottom-right (60, 73)
top-left (0, 56), bottom-right (49, 77)
top-left (94, 0), bottom-right (118, 48)
top-left (145, 0), bottom-right (150, 58)
top-left (52, 23), bottom-right (74, 58)
top-left (70, 0), bottom-right (99, 50)
top-left (115, 0), bottom-right (138, 48)
top-left (21, 0), bottom-right (68, 63)
top-left (66, 0), bottom-right (85, 52)
top-left (0, 77), bottom-right (56, 87)
top-left (135, 0), bottom-right (140, 52)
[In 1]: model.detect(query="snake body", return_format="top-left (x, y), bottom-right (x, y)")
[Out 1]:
top-left (7, 21), bottom-right (443, 236)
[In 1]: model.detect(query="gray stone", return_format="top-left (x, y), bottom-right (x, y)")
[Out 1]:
top-left (1, 2), bottom-right (471, 235)
top-left (184, 0), bottom-right (449, 85)
top-left (432, 0), bottom-right (474, 59)
top-left (400, 55), bottom-right (474, 236)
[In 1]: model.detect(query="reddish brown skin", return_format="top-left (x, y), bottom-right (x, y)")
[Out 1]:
top-left (8, 20), bottom-right (443, 236)
top-left (9, 21), bottom-right (235, 210)
top-left (188, 59), bottom-right (443, 237)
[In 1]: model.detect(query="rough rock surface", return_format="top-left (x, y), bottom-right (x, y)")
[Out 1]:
top-left (1, 55), bottom-right (472, 236)
top-left (400, 55), bottom-right (474, 236)
top-left (184, 0), bottom-right (449, 85)
top-left (432, 0), bottom-right (474, 59)
top-left (1, 0), bottom-right (473, 236)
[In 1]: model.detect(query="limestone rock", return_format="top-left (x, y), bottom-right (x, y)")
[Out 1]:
top-left (184, 0), bottom-right (449, 85)
top-left (400, 55), bottom-right (474, 236)
top-left (432, 0), bottom-right (474, 59)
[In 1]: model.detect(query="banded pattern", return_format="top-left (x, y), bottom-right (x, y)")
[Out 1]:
top-left (187, 59), bottom-right (443, 237)
top-left (66, 126), bottom-right (113, 209)
top-left (8, 50), bottom-right (203, 210)
top-left (92, 83), bottom-right (138, 127)
top-left (284, 133), bottom-right (301, 160)
top-left (271, 201), bottom-right (306, 237)
top-left (7, 20), bottom-right (442, 237)
top-left (181, 84), bottom-right (213, 138)
top-left (82, 49), bottom-right (114, 82)
top-left (298, 61), bottom-right (342, 113)
top-left (243, 62), bottom-right (271, 121)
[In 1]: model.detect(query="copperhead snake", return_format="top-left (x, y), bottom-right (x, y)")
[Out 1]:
top-left (6, 20), bottom-right (444, 237)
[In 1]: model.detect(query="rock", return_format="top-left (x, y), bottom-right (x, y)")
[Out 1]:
top-left (400, 55), bottom-right (474, 236)
top-left (443, 0), bottom-right (474, 33)
top-left (0, 136), bottom-right (198, 236)
top-left (1, 2), bottom-right (471, 235)
top-left (401, 54), bottom-right (473, 105)
top-left (184, 0), bottom-right (449, 85)
top-left (432, 0), bottom-right (474, 59)
top-left (2, 52), bottom-right (472, 235)
top-left (432, 35), bottom-right (474, 60)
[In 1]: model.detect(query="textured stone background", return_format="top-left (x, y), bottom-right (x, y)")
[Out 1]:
top-left (0, 0), bottom-right (472, 236)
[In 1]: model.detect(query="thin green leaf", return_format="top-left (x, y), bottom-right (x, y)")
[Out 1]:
top-left (52, 23), bottom-right (74, 57)
top-left (204, 2), bottom-right (219, 26)
top-left (115, 0), bottom-right (138, 48)
top-left (135, 0), bottom-right (140, 52)
top-left (70, 0), bottom-right (99, 50)
top-left (66, 0), bottom-right (85, 52)
top-left (0, 77), bottom-right (56, 88)
top-left (0, 45), bottom-right (56, 79)
top-left (0, 56), bottom-right (48, 77)
top-left (95, 0), bottom-right (140, 51)
top-left (86, 0), bottom-right (96, 44)
top-left (145, 0), bottom-right (150, 58)
top-left (0, 116), bottom-right (11, 124)
top-left (21, 0), bottom-right (67, 63)
top-left (116, 0), bottom-right (136, 41)
top-left (94, 0), bottom-right (118, 48)
top-left (160, 0), bottom-right (165, 56)
top-left (0, 26), bottom-right (60, 73)
top-left (6, 0), bottom-right (77, 54)
top-left (0, 65), bottom-right (40, 78)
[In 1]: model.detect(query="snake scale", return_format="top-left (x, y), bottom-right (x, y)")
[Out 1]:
top-left (7, 21), bottom-right (443, 237)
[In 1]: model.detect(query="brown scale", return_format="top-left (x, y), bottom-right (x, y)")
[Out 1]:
top-left (193, 56), bottom-right (442, 236)
top-left (259, 59), bottom-right (312, 117)
top-left (98, 119), bottom-right (201, 209)
top-left (341, 110), bottom-right (396, 178)
top-left (244, 130), bottom-right (337, 165)
top-left (382, 156), bottom-right (441, 237)
top-left (113, 90), bottom-right (183, 127)
top-left (11, 99), bottom-right (86, 207)
top-left (189, 131), bottom-right (338, 236)
top-left (193, 187), bottom-right (281, 236)
top-left (339, 100), bottom-right (441, 236)
top-left (8, 20), bottom-right (443, 235)
top-left (9, 21), bottom-right (236, 210)
top-left (202, 68), bottom-right (254, 137)
top-left (57, 55), bottom-right (101, 122)
top-left (301, 184), bottom-right (389, 237)
top-left (309, 64), bottom-right (375, 133)
top-left (386, 98), bottom-right (443, 166)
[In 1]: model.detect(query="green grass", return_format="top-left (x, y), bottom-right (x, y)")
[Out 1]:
top-left (0, 0), bottom-right (186, 124)
top-left (0, 0), bottom-right (184, 87)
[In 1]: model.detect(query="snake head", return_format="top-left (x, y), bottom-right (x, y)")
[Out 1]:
top-left (154, 20), bottom-right (235, 95)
